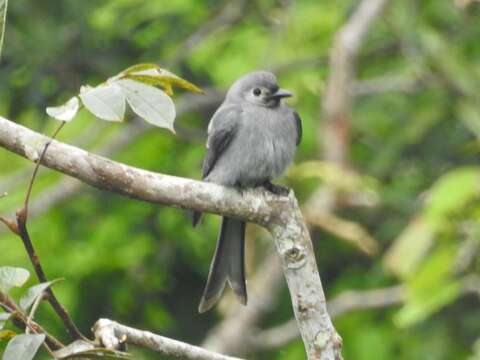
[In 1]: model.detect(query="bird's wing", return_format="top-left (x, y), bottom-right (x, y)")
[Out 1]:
top-left (293, 111), bottom-right (302, 146)
top-left (202, 105), bottom-right (242, 179)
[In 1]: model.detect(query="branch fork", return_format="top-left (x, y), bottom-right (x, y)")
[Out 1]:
top-left (0, 116), bottom-right (342, 359)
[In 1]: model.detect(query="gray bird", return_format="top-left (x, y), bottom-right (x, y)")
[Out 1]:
top-left (194, 71), bottom-right (302, 313)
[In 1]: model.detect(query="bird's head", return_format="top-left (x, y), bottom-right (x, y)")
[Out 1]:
top-left (226, 71), bottom-right (293, 108)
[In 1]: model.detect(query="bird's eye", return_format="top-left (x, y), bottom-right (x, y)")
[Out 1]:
top-left (253, 88), bottom-right (261, 96)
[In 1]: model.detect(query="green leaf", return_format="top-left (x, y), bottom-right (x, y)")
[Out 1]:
top-left (0, 0), bottom-right (8, 61)
top-left (79, 84), bottom-right (126, 122)
top-left (46, 63), bottom-right (201, 127)
top-left (384, 167), bottom-right (480, 277)
top-left (53, 341), bottom-right (132, 360)
top-left (394, 245), bottom-right (461, 327)
top-left (19, 279), bottom-right (62, 311)
top-left (383, 218), bottom-right (435, 278)
top-left (457, 101), bottom-right (480, 139)
top-left (0, 312), bottom-right (11, 330)
top-left (119, 63), bottom-right (203, 94)
top-left (121, 74), bottom-right (174, 96)
top-left (52, 340), bottom-right (94, 358)
top-left (121, 63), bottom-right (159, 75)
top-left (153, 69), bottom-right (203, 94)
top-left (0, 329), bottom-right (16, 341)
top-left (424, 167), bottom-right (480, 224)
top-left (115, 79), bottom-right (176, 132)
top-left (3, 333), bottom-right (45, 360)
top-left (395, 281), bottom-right (460, 326)
top-left (46, 96), bottom-right (80, 122)
top-left (419, 26), bottom-right (478, 98)
top-left (0, 267), bottom-right (30, 293)
top-left (67, 349), bottom-right (132, 359)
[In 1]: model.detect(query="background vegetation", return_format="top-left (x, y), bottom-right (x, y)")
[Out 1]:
top-left (1, 0), bottom-right (480, 359)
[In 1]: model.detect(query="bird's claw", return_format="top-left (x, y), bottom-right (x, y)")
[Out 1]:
top-left (263, 181), bottom-right (290, 196)
top-left (235, 186), bottom-right (245, 196)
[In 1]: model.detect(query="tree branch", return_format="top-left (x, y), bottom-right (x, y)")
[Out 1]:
top-left (0, 116), bottom-right (342, 359)
top-left (307, 0), bottom-right (390, 254)
top-left (322, 0), bottom-right (390, 164)
top-left (304, 210), bottom-right (379, 256)
top-left (0, 117), bottom-right (273, 222)
top-left (93, 319), bottom-right (243, 360)
top-left (349, 74), bottom-right (421, 96)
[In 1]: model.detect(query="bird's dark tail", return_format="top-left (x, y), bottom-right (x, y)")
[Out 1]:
top-left (198, 217), bottom-right (247, 313)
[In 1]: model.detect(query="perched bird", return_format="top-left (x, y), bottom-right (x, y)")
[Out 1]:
top-left (194, 71), bottom-right (302, 313)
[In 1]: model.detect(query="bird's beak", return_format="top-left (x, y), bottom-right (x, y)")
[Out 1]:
top-left (271, 88), bottom-right (293, 99)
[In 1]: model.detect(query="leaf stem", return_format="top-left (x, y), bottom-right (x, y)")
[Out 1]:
top-left (26, 292), bottom-right (45, 334)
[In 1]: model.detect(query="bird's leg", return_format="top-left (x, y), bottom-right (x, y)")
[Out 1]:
top-left (234, 182), bottom-right (246, 196)
top-left (263, 181), bottom-right (290, 196)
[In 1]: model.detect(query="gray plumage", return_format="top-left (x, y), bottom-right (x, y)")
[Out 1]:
top-left (195, 71), bottom-right (302, 313)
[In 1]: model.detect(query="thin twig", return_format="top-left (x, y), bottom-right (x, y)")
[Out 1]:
top-left (0, 122), bottom-right (104, 195)
top-left (26, 293), bottom-right (45, 334)
top-left (0, 0), bottom-right (8, 62)
top-left (349, 74), bottom-right (421, 96)
top-left (0, 290), bottom-right (64, 350)
top-left (8, 121), bottom-right (86, 341)
top-left (0, 214), bottom-right (18, 234)
top-left (24, 122), bottom-right (65, 213)
top-left (93, 319), bottom-right (244, 360)
top-left (305, 210), bottom-right (379, 256)
top-left (15, 214), bottom-right (85, 341)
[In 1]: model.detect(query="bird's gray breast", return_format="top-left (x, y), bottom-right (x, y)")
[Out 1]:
top-left (223, 105), bottom-right (297, 187)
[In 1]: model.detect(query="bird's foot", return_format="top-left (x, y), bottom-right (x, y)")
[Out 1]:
top-left (234, 185), bottom-right (246, 196)
top-left (263, 181), bottom-right (290, 196)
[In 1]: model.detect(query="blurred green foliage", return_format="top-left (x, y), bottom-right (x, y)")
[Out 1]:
top-left (1, 0), bottom-right (480, 359)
